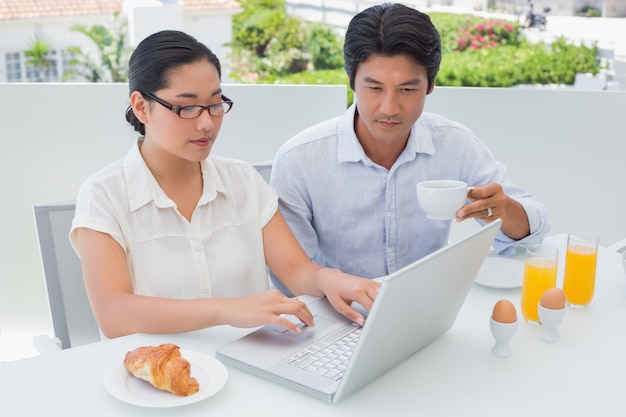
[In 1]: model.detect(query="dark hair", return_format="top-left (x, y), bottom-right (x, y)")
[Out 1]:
top-left (125, 30), bottom-right (222, 135)
top-left (343, 3), bottom-right (441, 92)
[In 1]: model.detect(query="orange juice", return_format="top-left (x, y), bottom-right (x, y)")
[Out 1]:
top-left (521, 257), bottom-right (558, 324)
top-left (563, 245), bottom-right (598, 307)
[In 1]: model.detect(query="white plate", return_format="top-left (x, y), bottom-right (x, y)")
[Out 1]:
top-left (474, 256), bottom-right (525, 289)
top-left (105, 349), bottom-right (228, 407)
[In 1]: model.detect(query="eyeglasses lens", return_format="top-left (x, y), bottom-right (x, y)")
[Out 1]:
top-left (178, 102), bottom-right (231, 119)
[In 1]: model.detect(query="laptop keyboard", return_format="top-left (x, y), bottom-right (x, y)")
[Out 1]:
top-left (283, 324), bottom-right (362, 380)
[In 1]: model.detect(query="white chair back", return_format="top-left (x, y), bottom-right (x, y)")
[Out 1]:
top-left (252, 160), bottom-right (273, 184)
top-left (33, 201), bottom-right (101, 350)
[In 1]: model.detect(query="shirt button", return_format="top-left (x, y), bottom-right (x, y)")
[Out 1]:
top-left (386, 212), bottom-right (392, 217)
top-left (194, 245), bottom-right (202, 251)
top-left (387, 247), bottom-right (393, 253)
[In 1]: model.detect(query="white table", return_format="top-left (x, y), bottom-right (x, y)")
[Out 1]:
top-left (2, 234), bottom-right (625, 416)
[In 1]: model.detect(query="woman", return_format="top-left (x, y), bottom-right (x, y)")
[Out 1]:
top-left (70, 30), bottom-right (379, 339)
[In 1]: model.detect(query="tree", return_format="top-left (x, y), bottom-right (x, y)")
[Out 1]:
top-left (307, 22), bottom-right (343, 70)
top-left (229, 0), bottom-right (343, 81)
top-left (64, 13), bottom-right (131, 82)
top-left (24, 36), bottom-right (55, 82)
top-left (232, 0), bottom-right (303, 58)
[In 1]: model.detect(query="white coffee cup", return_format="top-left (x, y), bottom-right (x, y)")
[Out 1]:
top-left (416, 180), bottom-right (470, 220)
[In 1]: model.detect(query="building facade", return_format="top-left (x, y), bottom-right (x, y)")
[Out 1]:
top-left (0, 0), bottom-right (242, 82)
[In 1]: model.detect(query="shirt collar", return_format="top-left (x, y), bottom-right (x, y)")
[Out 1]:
top-left (336, 104), bottom-right (436, 167)
top-left (123, 140), bottom-right (227, 212)
top-left (198, 157), bottom-right (228, 205)
top-left (337, 104), bottom-right (365, 163)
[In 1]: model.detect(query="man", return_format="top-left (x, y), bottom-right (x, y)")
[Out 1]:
top-left (270, 3), bottom-right (549, 295)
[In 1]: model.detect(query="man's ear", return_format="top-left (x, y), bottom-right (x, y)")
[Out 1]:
top-left (129, 91), bottom-right (149, 124)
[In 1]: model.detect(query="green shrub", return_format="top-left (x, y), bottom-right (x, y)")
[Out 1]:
top-left (437, 36), bottom-right (599, 87)
top-left (307, 22), bottom-right (344, 70)
top-left (576, 7), bottom-right (601, 17)
top-left (230, 0), bottom-right (344, 80)
top-left (429, 12), bottom-right (484, 54)
top-left (453, 18), bottom-right (522, 51)
top-left (230, 0), bottom-right (308, 79)
top-left (232, 0), bottom-right (304, 58)
top-left (256, 68), bottom-right (352, 107)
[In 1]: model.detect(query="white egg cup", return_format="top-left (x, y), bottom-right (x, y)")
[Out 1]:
top-left (490, 318), bottom-right (518, 357)
top-left (537, 304), bottom-right (566, 342)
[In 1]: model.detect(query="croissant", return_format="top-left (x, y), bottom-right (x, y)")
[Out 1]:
top-left (123, 343), bottom-right (200, 397)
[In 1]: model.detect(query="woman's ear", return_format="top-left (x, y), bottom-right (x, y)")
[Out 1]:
top-left (129, 91), bottom-right (149, 124)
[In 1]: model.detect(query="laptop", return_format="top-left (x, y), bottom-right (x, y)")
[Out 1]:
top-left (216, 219), bottom-right (502, 403)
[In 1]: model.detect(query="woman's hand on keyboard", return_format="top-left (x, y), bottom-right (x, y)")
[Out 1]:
top-left (221, 290), bottom-right (315, 333)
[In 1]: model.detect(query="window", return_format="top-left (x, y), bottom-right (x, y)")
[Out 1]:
top-left (5, 52), bottom-right (22, 82)
top-left (4, 49), bottom-right (73, 82)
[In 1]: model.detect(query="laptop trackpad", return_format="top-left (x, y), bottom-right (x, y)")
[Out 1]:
top-left (271, 314), bottom-right (345, 339)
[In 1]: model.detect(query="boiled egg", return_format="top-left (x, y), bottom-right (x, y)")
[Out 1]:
top-left (492, 299), bottom-right (517, 324)
top-left (540, 287), bottom-right (566, 310)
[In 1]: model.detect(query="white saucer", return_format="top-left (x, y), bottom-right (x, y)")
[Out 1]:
top-left (105, 349), bottom-right (228, 407)
top-left (474, 256), bottom-right (525, 289)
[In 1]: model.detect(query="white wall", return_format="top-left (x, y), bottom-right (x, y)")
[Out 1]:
top-left (124, 0), bottom-right (184, 46)
top-left (425, 87), bottom-right (626, 246)
top-left (183, 11), bottom-right (238, 77)
top-left (0, 82), bottom-right (346, 356)
top-left (286, 0), bottom-right (380, 30)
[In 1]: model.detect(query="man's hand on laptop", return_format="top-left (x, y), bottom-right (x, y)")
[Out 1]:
top-left (315, 270), bottom-right (381, 326)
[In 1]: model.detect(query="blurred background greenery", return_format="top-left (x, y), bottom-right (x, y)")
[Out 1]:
top-left (229, 0), bottom-right (601, 106)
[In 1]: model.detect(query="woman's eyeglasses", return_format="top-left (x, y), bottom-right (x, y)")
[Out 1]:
top-left (141, 92), bottom-right (233, 119)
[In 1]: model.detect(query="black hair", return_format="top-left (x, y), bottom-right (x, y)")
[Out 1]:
top-left (125, 30), bottom-right (222, 135)
top-left (343, 3), bottom-right (442, 92)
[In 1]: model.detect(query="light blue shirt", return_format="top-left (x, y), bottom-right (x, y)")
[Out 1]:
top-left (270, 104), bottom-right (549, 295)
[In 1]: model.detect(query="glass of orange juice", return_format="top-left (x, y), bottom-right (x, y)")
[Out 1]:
top-left (521, 245), bottom-right (558, 324)
top-left (563, 232), bottom-right (598, 308)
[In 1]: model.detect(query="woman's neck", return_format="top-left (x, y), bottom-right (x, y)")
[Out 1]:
top-left (139, 139), bottom-right (203, 222)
